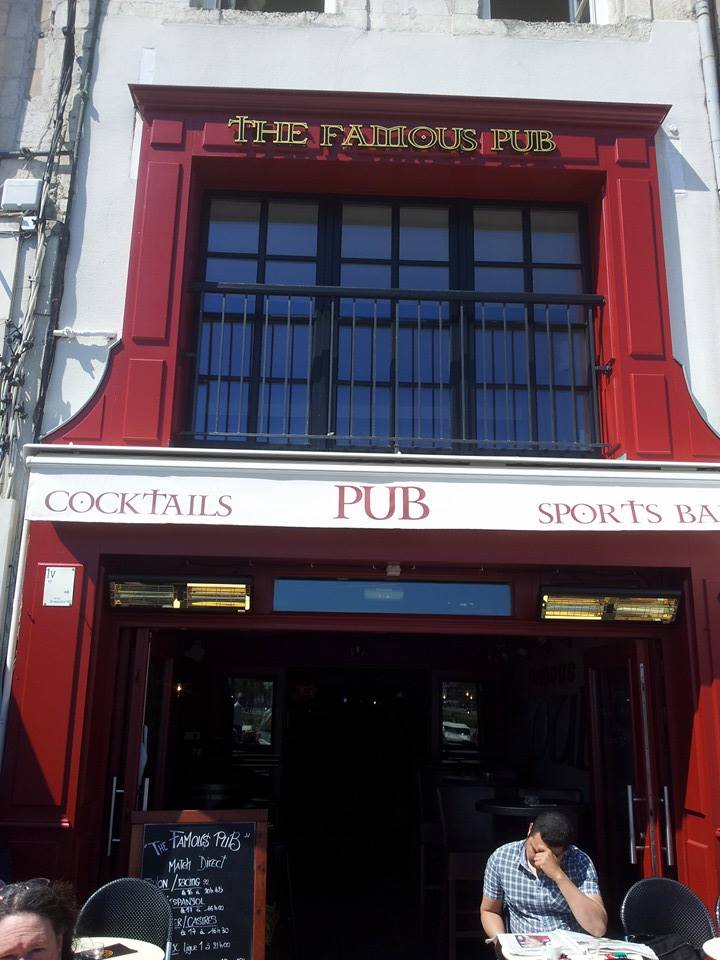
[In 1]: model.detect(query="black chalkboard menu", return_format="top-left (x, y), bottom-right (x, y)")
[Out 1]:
top-left (130, 810), bottom-right (267, 960)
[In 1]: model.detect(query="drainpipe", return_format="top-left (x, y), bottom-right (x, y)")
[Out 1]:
top-left (0, 515), bottom-right (30, 766)
top-left (695, 0), bottom-right (720, 197)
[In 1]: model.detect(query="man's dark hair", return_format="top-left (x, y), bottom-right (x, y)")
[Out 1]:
top-left (530, 810), bottom-right (576, 849)
top-left (0, 881), bottom-right (77, 960)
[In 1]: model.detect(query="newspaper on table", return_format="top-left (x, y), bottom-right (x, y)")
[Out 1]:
top-left (495, 930), bottom-right (658, 960)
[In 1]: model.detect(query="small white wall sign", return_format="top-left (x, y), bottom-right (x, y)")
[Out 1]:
top-left (42, 566), bottom-right (76, 607)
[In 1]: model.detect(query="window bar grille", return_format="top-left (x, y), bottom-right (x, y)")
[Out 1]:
top-left (234, 296), bottom-right (249, 436)
top-left (502, 301), bottom-right (511, 445)
top-left (588, 303), bottom-right (603, 446)
top-left (257, 296), bottom-right (271, 440)
top-left (480, 301), bottom-right (489, 443)
top-left (415, 300), bottom-right (422, 445)
top-left (393, 300), bottom-right (400, 452)
top-left (304, 297), bottom-right (313, 437)
top-left (525, 300), bottom-right (539, 445)
top-left (226, 301), bottom-right (236, 437)
top-left (206, 298), bottom-right (218, 437)
top-left (191, 282), bottom-right (604, 452)
top-left (282, 297), bottom-right (293, 438)
top-left (349, 299), bottom-right (357, 441)
top-left (545, 303), bottom-right (558, 444)
top-left (566, 304), bottom-right (579, 444)
top-left (213, 294), bottom-right (227, 436)
top-left (459, 301), bottom-right (467, 442)
top-left (326, 299), bottom-right (336, 439)
top-left (370, 300), bottom-right (378, 445)
top-left (509, 308), bottom-right (520, 445)
top-left (436, 301), bottom-right (444, 448)
top-left (192, 295), bottom-right (206, 438)
top-left (524, 300), bottom-right (533, 448)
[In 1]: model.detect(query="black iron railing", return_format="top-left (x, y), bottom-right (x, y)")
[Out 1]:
top-left (185, 282), bottom-right (605, 455)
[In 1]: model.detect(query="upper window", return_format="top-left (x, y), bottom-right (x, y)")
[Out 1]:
top-left (189, 196), bottom-right (601, 456)
top-left (481, 0), bottom-right (592, 21)
top-left (191, 0), bottom-right (325, 11)
top-left (193, 0), bottom-right (593, 17)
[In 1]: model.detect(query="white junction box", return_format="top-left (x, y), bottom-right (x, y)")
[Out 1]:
top-left (1, 178), bottom-right (42, 213)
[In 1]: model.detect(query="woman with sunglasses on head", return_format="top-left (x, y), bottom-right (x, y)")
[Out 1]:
top-left (0, 880), bottom-right (77, 960)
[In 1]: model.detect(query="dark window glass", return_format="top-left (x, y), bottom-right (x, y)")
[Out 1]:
top-left (191, 197), bottom-right (596, 456)
top-left (342, 204), bottom-right (392, 259)
top-left (489, 0), bottom-right (572, 22)
top-left (474, 209), bottom-right (523, 262)
top-left (442, 680), bottom-right (481, 752)
top-left (273, 580), bottom-right (512, 615)
top-left (399, 206), bottom-right (449, 261)
top-left (531, 209), bottom-right (581, 263)
top-left (208, 199), bottom-right (260, 254)
top-left (267, 202), bottom-right (318, 256)
top-left (231, 678), bottom-right (274, 752)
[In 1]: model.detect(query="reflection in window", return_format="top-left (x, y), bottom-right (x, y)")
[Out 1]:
top-left (231, 678), bottom-right (274, 751)
top-left (442, 680), bottom-right (481, 752)
top-left (192, 196), bottom-right (597, 455)
top-left (274, 580), bottom-right (512, 615)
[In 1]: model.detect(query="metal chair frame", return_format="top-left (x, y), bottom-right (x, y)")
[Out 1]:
top-left (621, 877), bottom-right (715, 950)
top-left (75, 877), bottom-right (173, 960)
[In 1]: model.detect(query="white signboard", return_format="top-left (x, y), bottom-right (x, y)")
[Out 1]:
top-left (23, 450), bottom-right (720, 532)
top-left (42, 566), bottom-right (76, 606)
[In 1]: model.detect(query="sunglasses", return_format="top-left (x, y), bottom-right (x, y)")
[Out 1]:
top-left (0, 878), bottom-right (51, 901)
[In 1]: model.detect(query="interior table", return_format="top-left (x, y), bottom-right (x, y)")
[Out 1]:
top-left (73, 936), bottom-right (165, 960)
top-left (476, 802), bottom-right (559, 816)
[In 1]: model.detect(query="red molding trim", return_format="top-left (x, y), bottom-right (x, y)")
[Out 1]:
top-left (129, 83), bottom-right (670, 132)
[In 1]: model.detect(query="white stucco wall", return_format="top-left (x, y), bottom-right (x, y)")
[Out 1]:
top-left (41, 1), bottom-right (720, 438)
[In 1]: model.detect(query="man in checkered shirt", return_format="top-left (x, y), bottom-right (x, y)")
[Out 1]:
top-left (480, 809), bottom-right (607, 937)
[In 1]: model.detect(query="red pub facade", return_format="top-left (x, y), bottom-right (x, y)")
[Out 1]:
top-left (3, 83), bottom-right (720, 954)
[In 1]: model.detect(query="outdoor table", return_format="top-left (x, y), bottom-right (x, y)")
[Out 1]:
top-left (73, 936), bottom-right (165, 960)
top-left (702, 939), bottom-right (720, 960)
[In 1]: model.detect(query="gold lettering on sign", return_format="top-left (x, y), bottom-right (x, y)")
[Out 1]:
top-left (370, 125), bottom-right (407, 149)
top-left (406, 125), bottom-right (438, 150)
top-left (534, 129), bottom-right (556, 152)
top-left (227, 115), bottom-right (251, 143)
top-left (459, 128), bottom-right (479, 152)
top-left (227, 115), bottom-right (556, 155)
top-left (490, 128), bottom-right (557, 153)
top-left (227, 115), bottom-right (309, 146)
top-left (320, 124), bottom-right (346, 147)
top-left (342, 124), bottom-right (370, 148)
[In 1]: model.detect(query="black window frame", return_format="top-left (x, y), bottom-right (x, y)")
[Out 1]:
top-left (186, 192), bottom-right (600, 456)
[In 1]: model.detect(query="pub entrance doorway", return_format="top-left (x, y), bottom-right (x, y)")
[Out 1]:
top-left (92, 624), bottom-right (675, 955)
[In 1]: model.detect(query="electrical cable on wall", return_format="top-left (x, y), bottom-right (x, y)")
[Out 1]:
top-left (0, 0), bottom-right (79, 498)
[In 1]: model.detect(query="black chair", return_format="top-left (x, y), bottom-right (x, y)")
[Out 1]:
top-left (621, 877), bottom-right (715, 949)
top-left (437, 783), bottom-right (497, 960)
top-left (75, 878), bottom-right (173, 960)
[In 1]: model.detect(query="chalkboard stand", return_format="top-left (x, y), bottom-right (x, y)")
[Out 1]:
top-left (129, 809), bottom-right (267, 960)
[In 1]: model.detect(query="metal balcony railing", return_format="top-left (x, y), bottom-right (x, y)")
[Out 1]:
top-left (185, 282), bottom-right (605, 455)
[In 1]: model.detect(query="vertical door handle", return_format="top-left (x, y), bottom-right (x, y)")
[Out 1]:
top-left (105, 775), bottom-right (125, 856)
top-left (142, 776), bottom-right (150, 811)
top-left (627, 783), bottom-right (638, 865)
top-left (661, 785), bottom-right (675, 867)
